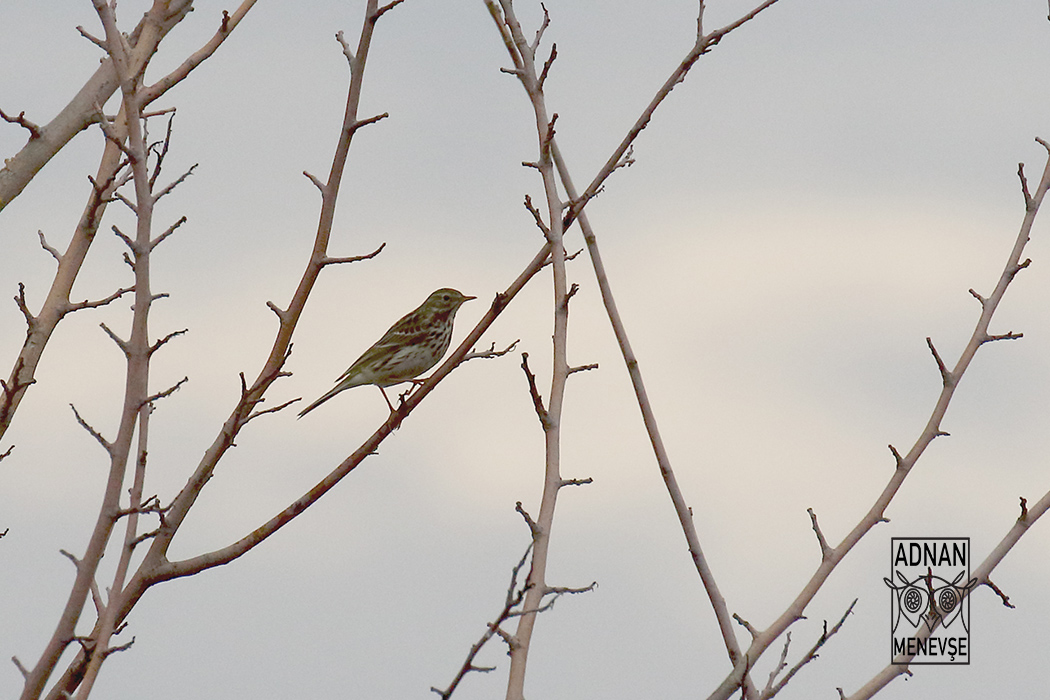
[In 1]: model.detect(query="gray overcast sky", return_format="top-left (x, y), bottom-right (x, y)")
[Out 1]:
top-left (2, 1), bottom-right (1050, 698)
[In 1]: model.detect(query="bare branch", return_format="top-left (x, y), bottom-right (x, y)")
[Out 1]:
top-left (529, 3), bottom-right (551, 53)
top-left (515, 501), bottom-right (539, 539)
top-left (143, 377), bottom-right (189, 406)
top-left (149, 329), bottom-right (189, 355)
top-left (99, 322), bottom-right (130, 355)
top-left (69, 404), bottom-right (112, 452)
top-left (112, 224), bottom-right (136, 251)
top-left (733, 613), bottom-right (759, 639)
top-left (246, 397), bottom-right (300, 424)
top-left (523, 194), bottom-right (550, 237)
top-left (1019, 162), bottom-right (1034, 210)
top-left (567, 363), bottom-right (598, 375)
top-left (37, 230), bottom-right (62, 262)
top-left (925, 336), bottom-right (953, 387)
top-left (559, 476), bottom-right (592, 488)
top-left (981, 330), bottom-right (1023, 344)
top-left (764, 632), bottom-right (793, 697)
top-left (102, 636), bottom-right (135, 657)
top-left (519, 352), bottom-right (549, 428)
top-left (370, 0), bottom-right (407, 23)
top-left (463, 340), bottom-right (519, 361)
top-left (150, 216), bottom-right (187, 251)
top-left (984, 578), bottom-right (1015, 609)
top-left (0, 106), bottom-right (42, 139)
top-left (58, 549), bottom-right (81, 569)
top-left (152, 163), bottom-right (197, 202)
top-left (766, 600), bottom-right (858, 698)
top-left (888, 444), bottom-right (904, 470)
top-left (68, 286), bottom-right (134, 313)
top-left (703, 0), bottom-right (783, 47)
top-left (76, 25), bottom-right (108, 50)
top-left (336, 30), bottom-right (356, 67)
top-left (807, 508), bottom-right (831, 561)
top-left (14, 282), bottom-right (35, 327)
top-left (350, 112), bottom-right (389, 132)
top-left (94, 107), bottom-right (136, 162)
top-left (12, 656), bottom-right (30, 680)
top-left (431, 544), bottom-right (533, 699)
top-left (320, 242), bottom-right (387, 267)
top-left (303, 170), bottom-right (326, 193)
top-left (538, 43), bottom-right (556, 90)
top-left (141, 1), bottom-right (261, 106)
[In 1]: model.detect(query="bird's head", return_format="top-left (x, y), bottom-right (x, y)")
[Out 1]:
top-left (422, 288), bottom-right (476, 315)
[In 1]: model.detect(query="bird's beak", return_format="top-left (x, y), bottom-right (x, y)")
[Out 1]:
top-left (463, 295), bottom-right (477, 301)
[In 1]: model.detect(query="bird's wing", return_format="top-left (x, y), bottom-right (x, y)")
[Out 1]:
top-left (334, 307), bottom-right (424, 382)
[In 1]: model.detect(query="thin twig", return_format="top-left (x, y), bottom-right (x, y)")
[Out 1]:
top-left (431, 544), bottom-right (533, 699)
top-left (0, 106), bottom-right (42, 139)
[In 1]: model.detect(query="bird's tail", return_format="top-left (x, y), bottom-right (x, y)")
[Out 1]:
top-left (297, 384), bottom-right (346, 418)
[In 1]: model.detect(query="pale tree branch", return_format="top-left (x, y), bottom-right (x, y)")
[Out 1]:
top-left (762, 600), bottom-right (857, 699)
top-left (0, 106), bottom-right (42, 140)
top-left (487, 5), bottom-right (573, 700)
top-left (140, 1), bottom-right (260, 106)
top-left (37, 231), bottom-right (61, 263)
top-left (431, 544), bottom-right (534, 699)
top-left (67, 287), bottom-right (134, 313)
top-left (463, 340), bottom-right (519, 362)
top-left (523, 0), bottom-right (781, 686)
top-left (0, 0), bottom-right (255, 436)
top-left (320, 242), bottom-right (387, 267)
top-left (845, 486), bottom-right (1050, 699)
top-left (0, 0), bottom-right (197, 212)
top-left (69, 404), bottom-right (112, 453)
top-left (708, 140), bottom-right (1050, 700)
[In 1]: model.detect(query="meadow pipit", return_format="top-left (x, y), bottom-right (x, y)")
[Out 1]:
top-left (298, 288), bottom-right (476, 417)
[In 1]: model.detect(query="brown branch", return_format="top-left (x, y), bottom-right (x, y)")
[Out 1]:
top-left (320, 242), bottom-right (387, 266)
top-left (0, 107), bottom-right (42, 139)
top-left (983, 578), bottom-right (1014, 609)
top-left (246, 397), bottom-right (300, 424)
top-left (151, 163), bottom-right (197, 202)
top-left (925, 336), bottom-right (953, 387)
top-left (141, 0), bottom-right (260, 106)
top-left (68, 286), bottom-right (134, 313)
top-left (807, 508), bottom-right (831, 561)
top-left (463, 340), bottom-right (519, 361)
top-left (14, 283), bottom-right (35, 327)
top-left (515, 501), bottom-right (540, 539)
top-left (149, 329), bottom-right (188, 355)
top-left (745, 142), bottom-right (1050, 700)
top-left (764, 600), bottom-right (857, 698)
top-left (150, 216), bottom-right (187, 251)
top-left (143, 377), bottom-right (189, 406)
top-left (519, 352), bottom-right (549, 428)
top-left (69, 404), bottom-right (112, 452)
top-left (39, 22), bottom-right (548, 698)
top-left (431, 544), bottom-right (533, 699)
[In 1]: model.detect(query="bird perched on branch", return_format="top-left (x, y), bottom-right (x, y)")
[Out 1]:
top-left (298, 288), bottom-right (476, 417)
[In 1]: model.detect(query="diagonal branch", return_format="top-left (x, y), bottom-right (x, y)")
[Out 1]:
top-left (708, 139), bottom-right (1050, 700)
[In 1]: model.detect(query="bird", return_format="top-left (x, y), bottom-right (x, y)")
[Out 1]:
top-left (298, 288), bottom-right (476, 417)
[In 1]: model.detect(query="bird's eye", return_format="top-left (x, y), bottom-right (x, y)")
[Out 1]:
top-left (442, 294), bottom-right (450, 301)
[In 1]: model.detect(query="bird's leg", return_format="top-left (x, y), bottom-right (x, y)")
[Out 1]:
top-left (378, 386), bottom-right (396, 413)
